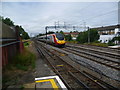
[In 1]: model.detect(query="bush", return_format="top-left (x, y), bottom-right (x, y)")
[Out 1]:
top-left (13, 48), bottom-right (36, 70)
top-left (90, 43), bottom-right (108, 47)
top-left (24, 42), bottom-right (29, 46)
top-left (65, 34), bottom-right (72, 41)
top-left (66, 40), bottom-right (78, 44)
top-left (76, 29), bottom-right (99, 43)
top-left (93, 41), bottom-right (100, 43)
top-left (108, 40), bottom-right (115, 46)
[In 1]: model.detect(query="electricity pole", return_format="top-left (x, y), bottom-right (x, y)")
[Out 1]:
top-left (88, 27), bottom-right (90, 44)
top-left (64, 22), bottom-right (66, 29)
top-left (55, 22), bottom-right (56, 30)
top-left (58, 21), bottom-right (59, 32)
top-left (45, 26), bottom-right (48, 45)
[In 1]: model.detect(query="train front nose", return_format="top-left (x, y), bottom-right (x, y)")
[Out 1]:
top-left (57, 40), bottom-right (66, 44)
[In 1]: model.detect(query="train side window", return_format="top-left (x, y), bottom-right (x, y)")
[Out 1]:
top-left (48, 36), bottom-right (52, 39)
top-left (45, 37), bottom-right (50, 39)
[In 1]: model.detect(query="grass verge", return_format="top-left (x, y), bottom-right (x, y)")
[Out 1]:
top-left (13, 47), bottom-right (36, 71)
top-left (2, 41), bottom-right (36, 89)
top-left (86, 42), bottom-right (108, 47)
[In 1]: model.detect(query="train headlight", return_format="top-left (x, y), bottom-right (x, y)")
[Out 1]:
top-left (56, 39), bottom-right (58, 41)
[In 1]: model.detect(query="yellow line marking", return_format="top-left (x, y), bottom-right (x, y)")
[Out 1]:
top-left (57, 65), bottom-right (64, 67)
top-left (36, 79), bottom-right (58, 90)
top-left (60, 54), bottom-right (65, 56)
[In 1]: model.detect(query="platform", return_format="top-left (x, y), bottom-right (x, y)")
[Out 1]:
top-left (35, 75), bottom-right (67, 89)
top-left (108, 45), bottom-right (120, 48)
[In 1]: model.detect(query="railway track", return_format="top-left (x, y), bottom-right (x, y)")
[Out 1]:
top-left (35, 41), bottom-right (117, 89)
top-left (66, 44), bottom-right (120, 54)
top-left (62, 47), bottom-right (120, 71)
top-left (66, 44), bottom-right (120, 60)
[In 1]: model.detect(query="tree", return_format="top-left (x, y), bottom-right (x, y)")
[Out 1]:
top-left (1, 16), bottom-right (30, 39)
top-left (113, 36), bottom-right (120, 41)
top-left (76, 29), bottom-right (99, 43)
top-left (76, 32), bottom-right (87, 43)
top-left (60, 30), bottom-right (64, 35)
top-left (73, 30), bottom-right (78, 33)
top-left (16, 25), bottom-right (30, 39)
top-left (56, 31), bottom-right (59, 33)
top-left (89, 29), bottom-right (100, 42)
top-left (2, 17), bottom-right (14, 26)
top-left (108, 40), bottom-right (115, 46)
top-left (65, 34), bottom-right (72, 41)
top-left (109, 36), bottom-right (120, 45)
top-left (16, 25), bottom-right (25, 35)
top-left (22, 32), bottom-right (30, 39)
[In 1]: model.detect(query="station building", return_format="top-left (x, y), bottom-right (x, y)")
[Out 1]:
top-left (92, 24), bottom-right (120, 44)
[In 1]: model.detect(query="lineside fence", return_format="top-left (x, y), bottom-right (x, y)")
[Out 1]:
top-left (0, 22), bottom-right (24, 67)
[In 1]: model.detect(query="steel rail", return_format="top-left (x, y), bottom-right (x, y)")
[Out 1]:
top-left (62, 48), bottom-right (120, 71)
top-left (68, 71), bottom-right (90, 90)
top-left (39, 46), bottom-right (82, 89)
top-left (36, 41), bottom-right (112, 89)
top-left (35, 42), bottom-right (90, 89)
top-left (66, 45), bottom-right (120, 59)
top-left (66, 47), bottom-right (120, 64)
top-left (35, 43), bottom-right (72, 89)
top-left (66, 44), bottom-right (120, 54)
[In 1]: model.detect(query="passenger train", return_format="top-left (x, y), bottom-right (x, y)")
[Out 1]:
top-left (38, 33), bottom-right (66, 47)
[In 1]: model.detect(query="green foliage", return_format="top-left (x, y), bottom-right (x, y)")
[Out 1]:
top-left (15, 25), bottom-right (30, 39)
top-left (70, 31), bottom-right (78, 33)
top-left (17, 25), bottom-right (25, 34)
top-left (16, 64), bottom-right (28, 71)
top-left (2, 17), bottom-right (14, 26)
top-left (13, 48), bottom-right (36, 70)
top-left (67, 40), bottom-right (78, 44)
top-left (89, 29), bottom-right (100, 42)
top-left (76, 32), bottom-right (87, 43)
top-left (108, 40), bottom-right (115, 46)
top-left (22, 32), bottom-right (30, 39)
top-left (93, 41), bottom-right (101, 43)
top-left (112, 36), bottom-right (120, 41)
top-left (56, 31), bottom-right (59, 33)
top-left (59, 30), bottom-right (64, 35)
top-left (65, 34), bottom-right (72, 41)
top-left (76, 29), bottom-right (99, 43)
top-left (1, 16), bottom-right (30, 40)
top-left (107, 36), bottom-right (120, 46)
top-left (24, 42), bottom-right (29, 46)
top-left (20, 85), bottom-right (24, 90)
top-left (90, 43), bottom-right (108, 47)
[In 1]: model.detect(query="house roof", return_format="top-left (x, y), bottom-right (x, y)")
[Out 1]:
top-left (92, 24), bottom-right (120, 31)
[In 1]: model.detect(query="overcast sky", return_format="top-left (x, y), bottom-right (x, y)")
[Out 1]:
top-left (1, 0), bottom-right (119, 36)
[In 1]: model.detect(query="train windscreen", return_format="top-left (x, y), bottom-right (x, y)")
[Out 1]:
top-left (55, 33), bottom-right (64, 40)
